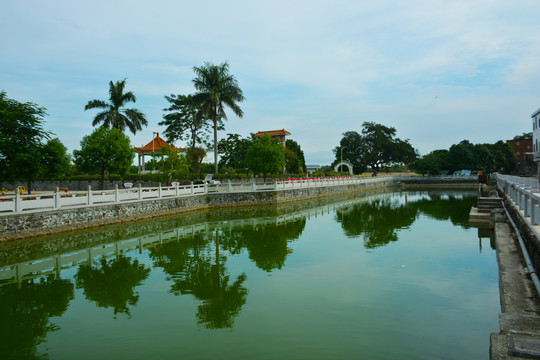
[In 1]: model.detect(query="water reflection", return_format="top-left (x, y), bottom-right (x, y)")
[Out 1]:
top-left (75, 256), bottom-right (150, 318)
top-left (0, 189), bottom-right (488, 359)
top-left (147, 218), bottom-right (306, 328)
top-left (337, 197), bottom-right (418, 247)
top-left (336, 192), bottom-right (477, 248)
top-left (0, 275), bottom-right (74, 360)
top-left (148, 231), bottom-right (249, 329)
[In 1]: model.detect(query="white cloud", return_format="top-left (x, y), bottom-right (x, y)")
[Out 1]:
top-left (1, 0), bottom-right (540, 164)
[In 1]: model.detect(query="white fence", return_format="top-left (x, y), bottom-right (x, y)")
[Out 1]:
top-left (494, 174), bottom-right (540, 226)
top-left (0, 176), bottom-right (392, 215)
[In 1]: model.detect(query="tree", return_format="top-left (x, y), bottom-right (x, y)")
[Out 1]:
top-left (285, 139), bottom-right (306, 174)
top-left (186, 147), bottom-right (206, 177)
top-left (359, 122), bottom-right (397, 172)
top-left (0, 91), bottom-right (51, 193)
top-left (333, 131), bottom-right (366, 174)
top-left (514, 132), bottom-right (532, 140)
top-left (334, 123), bottom-right (414, 174)
top-left (192, 62), bottom-right (245, 174)
top-left (73, 127), bottom-right (135, 189)
top-left (245, 135), bottom-right (285, 178)
top-left (154, 145), bottom-right (189, 182)
top-left (390, 139), bottom-right (417, 170)
top-left (218, 133), bottom-right (253, 170)
top-left (84, 79), bottom-right (148, 135)
top-left (38, 138), bottom-right (71, 179)
top-left (491, 140), bottom-right (516, 173)
top-left (160, 94), bottom-right (212, 149)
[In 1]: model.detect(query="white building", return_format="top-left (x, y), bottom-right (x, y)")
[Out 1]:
top-left (532, 108), bottom-right (540, 176)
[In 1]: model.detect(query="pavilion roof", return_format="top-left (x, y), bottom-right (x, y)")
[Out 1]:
top-left (254, 129), bottom-right (291, 137)
top-left (134, 133), bottom-right (184, 153)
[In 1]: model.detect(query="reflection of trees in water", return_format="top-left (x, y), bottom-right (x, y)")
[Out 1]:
top-left (147, 217), bottom-right (306, 328)
top-left (413, 194), bottom-right (476, 228)
top-left (0, 275), bottom-right (74, 360)
top-left (336, 199), bottom-right (418, 248)
top-left (75, 256), bottom-right (150, 318)
top-left (221, 218), bottom-right (306, 272)
top-left (337, 193), bottom-right (477, 248)
top-left (149, 232), bottom-right (248, 329)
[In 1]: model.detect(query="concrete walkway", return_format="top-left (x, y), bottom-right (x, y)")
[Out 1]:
top-left (491, 222), bottom-right (540, 359)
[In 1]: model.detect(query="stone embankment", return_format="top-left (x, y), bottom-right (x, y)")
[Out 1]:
top-left (0, 176), bottom-right (475, 242)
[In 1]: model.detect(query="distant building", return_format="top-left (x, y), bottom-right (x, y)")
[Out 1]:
top-left (254, 129), bottom-right (291, 147)
top-left (531, 108), bottom-right (540, 176)
top-left (506, 139), bottom-right (532, 162)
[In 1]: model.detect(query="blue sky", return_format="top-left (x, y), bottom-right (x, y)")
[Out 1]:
top-left (1, 0), bottom-right (540, 166)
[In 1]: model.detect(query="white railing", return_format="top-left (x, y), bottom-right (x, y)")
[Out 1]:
top-left (494, 173), bottom-right (540, 226)
top-left (0, 176), bottom-right (397, 215)
top-left (1, 174), bottom-right (475, 215)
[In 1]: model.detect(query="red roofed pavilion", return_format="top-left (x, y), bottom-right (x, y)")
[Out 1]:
top-left (134, 133), bottom-right (184, 173)
top-left (254, 129), bottom-right (291, 147)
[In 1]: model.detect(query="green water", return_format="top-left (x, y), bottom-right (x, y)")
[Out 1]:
top-left (0, 189), bottom-right (499, 360)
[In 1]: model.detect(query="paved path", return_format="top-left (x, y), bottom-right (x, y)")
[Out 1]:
top-left (491, 222), bottom-right (540, 359)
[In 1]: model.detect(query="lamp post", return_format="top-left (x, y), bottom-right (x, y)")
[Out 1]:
top-left (340, 146), bottom-right (344, 175)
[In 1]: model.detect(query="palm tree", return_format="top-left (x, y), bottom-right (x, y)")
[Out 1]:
top-left (192, 62), bottom-right (244, 174)
top-left (85, 79), bottom-right (148, 135)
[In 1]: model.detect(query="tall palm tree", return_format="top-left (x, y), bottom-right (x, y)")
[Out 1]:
top-left (85, 79), bottom-right (148, 135)
top-left (192, 62), bottom-right (244, 174)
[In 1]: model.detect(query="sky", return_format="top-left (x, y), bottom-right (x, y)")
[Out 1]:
top-left (1, 0), bottom-right (540, 166)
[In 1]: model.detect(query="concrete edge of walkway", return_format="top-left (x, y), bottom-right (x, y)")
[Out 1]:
top-left (490, 221), bottom-right (540, 359)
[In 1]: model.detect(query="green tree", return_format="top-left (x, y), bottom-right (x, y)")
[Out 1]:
top-left (285, 139), bottom-right (306, 174)
top-left (155, 145), bottom-right (189, 182)
top-left (218, 133), bottom-right (253, 170)
top-left (192, 62), bottom-right (245, 174)
top-left (84, 79), bottom-right (148, 135)
top-left (160, 94), bottom-right (212, 149)
top-left (513, 132), bottom-right (532, 140)
top-left (333, 131), bottom-right (366, 174)
top-left (0, 91), bottom-right (51, 193)
top-left (335, 123), bottom-right (416, 174)
top-left (491, 140), bottom-right (516, 173)
top-left (38, 138), bottom-right (71, 179)
top-left (359, 122), bottom-right (397, 172)
top-left (186, 147), bottom-right (206, 177)
top-left (390, 138), bottom-right (417, 170)
top-left (73, 127), bottom-right (135, 189)
top-left (246, 135), bottom-right (285, 178)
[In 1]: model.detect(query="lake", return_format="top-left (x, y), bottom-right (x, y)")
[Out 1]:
top-left (0, 188), bottom-right (499, 360)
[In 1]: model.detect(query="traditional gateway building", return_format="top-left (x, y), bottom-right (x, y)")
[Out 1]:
top-left (134, 133), bottom-right (184, 173)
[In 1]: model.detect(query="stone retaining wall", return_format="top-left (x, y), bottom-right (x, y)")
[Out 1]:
top-left (0, 177), bottom-right (475, 242)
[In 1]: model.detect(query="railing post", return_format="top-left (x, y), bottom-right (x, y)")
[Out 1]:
top-left (158, 183), bottom-right (162, 198)
top-left (114, 184), bottom-right (119, 202)
top-left (191, 181), bottom-right (194, 195)
top-left (15, 190), bottom-right (21, 213)
top-left (175, 182), bottom-right (179, 197)
top-left (532, 198), bottom-right (537, 225)
top-left (54, 187), bottom-right (60, 209)
top-left (251, 181), bottom-right (256, 192)
top-left (204, 183), bottom-right (208, 194)
top-left (87, 185), bottom-right (92, 205)
top-left (227, 179), bottom-right (232, 193)
top-left (138, 184), bottom-right (142, 200)
top-left (525, 193), bottom-right (530, 217)
top-left (274, 181), bottom-right (278, 191)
